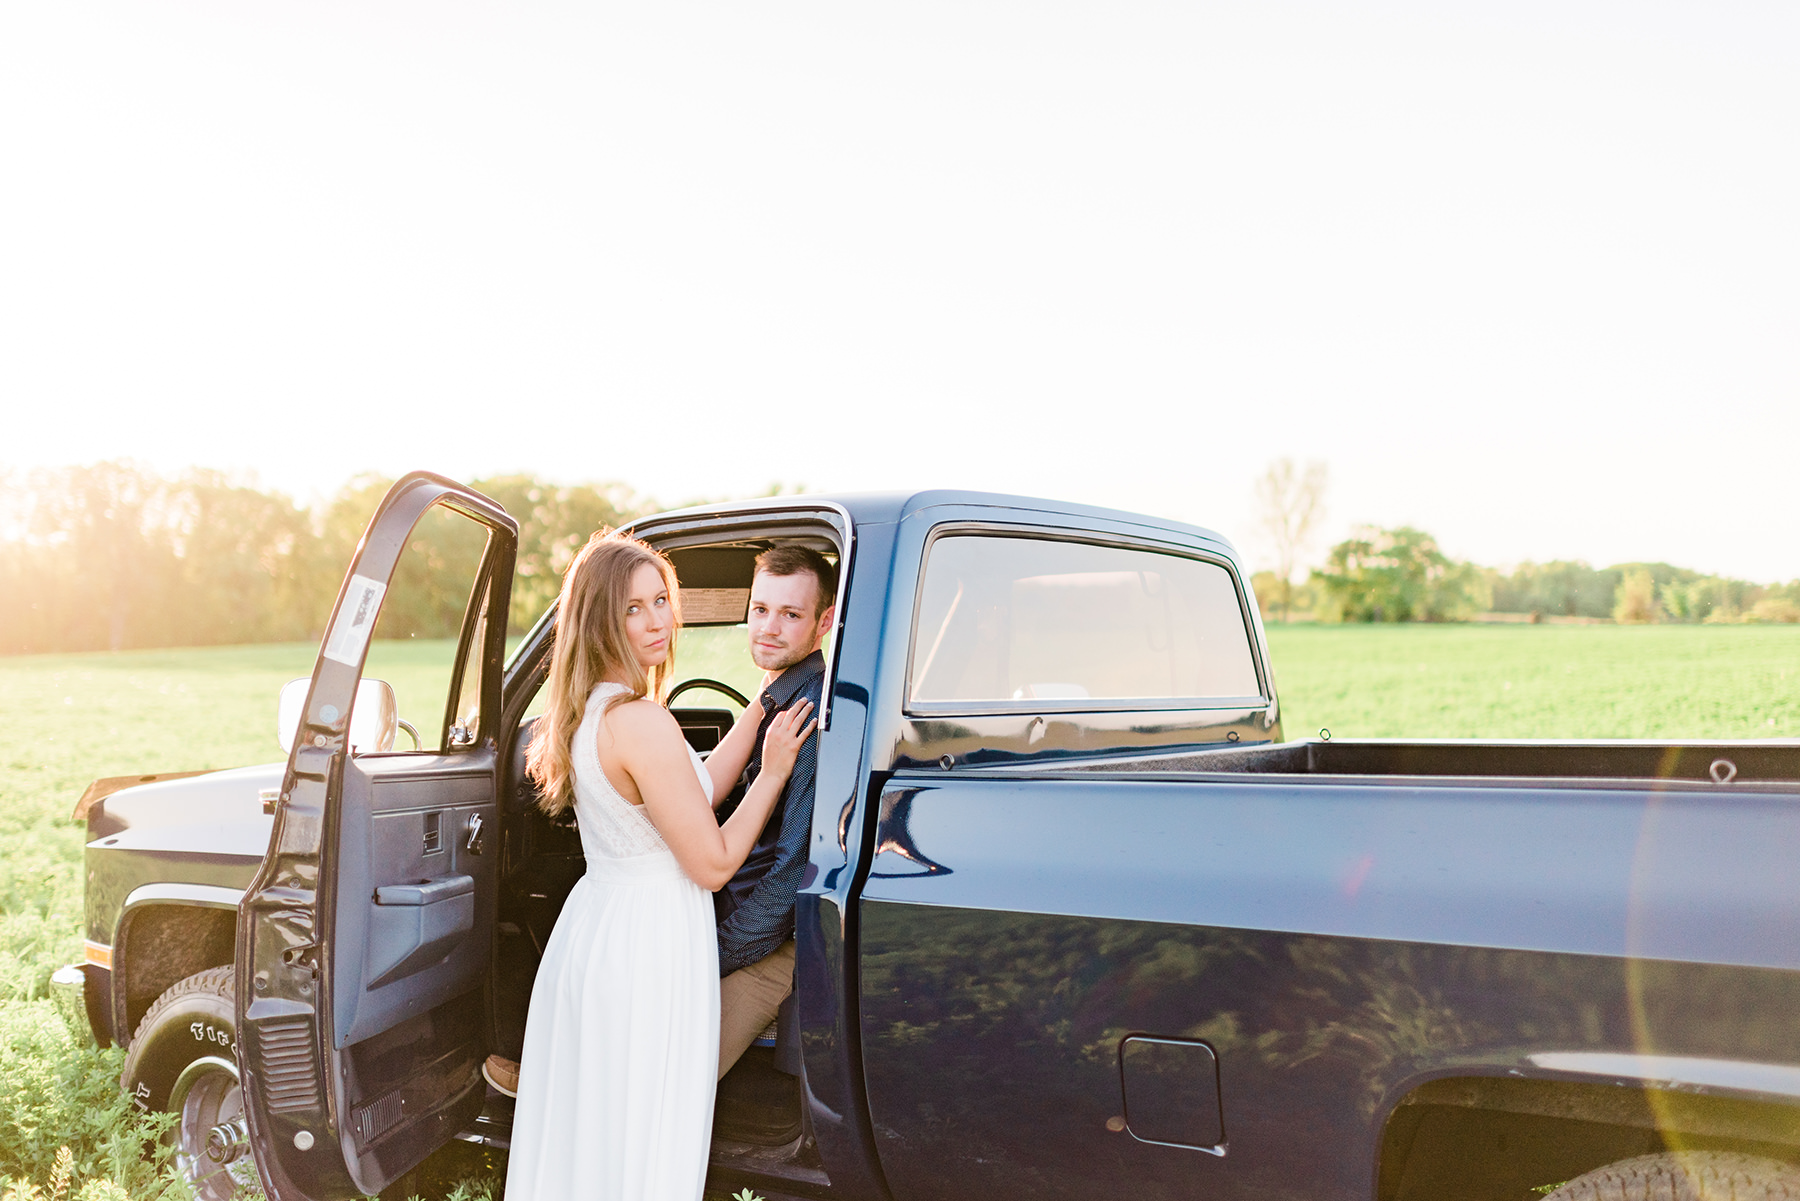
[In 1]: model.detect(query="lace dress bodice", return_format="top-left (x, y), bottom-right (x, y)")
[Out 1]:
top-left (571, 682), bottom-right (713, 862)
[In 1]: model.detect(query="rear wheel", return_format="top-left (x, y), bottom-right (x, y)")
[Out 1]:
top-left (1545, 1151), bottom-right (1800, 1201)
top-left (120, 966), bottom-right (256, 1201)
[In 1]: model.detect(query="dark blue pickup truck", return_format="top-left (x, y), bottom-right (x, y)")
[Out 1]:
top-left (59, 475), bottom-right (1800, 1201)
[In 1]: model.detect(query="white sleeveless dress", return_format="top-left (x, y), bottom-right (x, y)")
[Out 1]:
top-left (505, 682), bottom-right (720, 1200)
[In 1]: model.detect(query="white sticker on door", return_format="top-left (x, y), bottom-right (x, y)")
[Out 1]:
top-left (322, 574), bottom-right (387, 666)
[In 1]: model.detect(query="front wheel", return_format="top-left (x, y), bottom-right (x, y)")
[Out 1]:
top-left (120, 966), bottom-right (257, 1201)
top-left (1546, 1152), bottom-right (1800, 1201)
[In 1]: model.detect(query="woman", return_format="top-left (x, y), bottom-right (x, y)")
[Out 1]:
top-left (504, 532), bottom-right (815, 1200)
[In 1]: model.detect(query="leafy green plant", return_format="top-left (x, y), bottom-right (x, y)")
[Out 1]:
top-left (0, 1145), bottom-right (137, 1200)
top-left (442, 1176), bottom-right (503, 1201)
top-left (0, 1004), bottom-right (188, 1198)
top-left (398, 1176), bottom-right (504, 1201)
top-left (0, 1145), bottom-right (73, 1201)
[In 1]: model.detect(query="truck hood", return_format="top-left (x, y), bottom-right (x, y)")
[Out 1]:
top-left (84, 762), bottom-right (286, 841)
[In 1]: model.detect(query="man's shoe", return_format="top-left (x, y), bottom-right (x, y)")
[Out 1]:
top-left (483, 1055), bottom-right (519, 1098)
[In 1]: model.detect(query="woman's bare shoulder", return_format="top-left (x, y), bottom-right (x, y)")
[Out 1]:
top-left (602, 696), bottom-right (683, 746)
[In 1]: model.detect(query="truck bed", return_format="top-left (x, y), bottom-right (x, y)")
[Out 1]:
top-left (859, 740), bottom-right (1800, 1201)
top-left (1060, 737), bottom-right (1800, 786)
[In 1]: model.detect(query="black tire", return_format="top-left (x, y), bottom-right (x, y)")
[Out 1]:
top-left (1546, 1152), bottom-right (1800, 1201)
top-left (121, 966), bottom-right (256, 1200)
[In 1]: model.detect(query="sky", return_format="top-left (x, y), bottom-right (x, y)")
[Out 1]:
top-left (3, 1), bottom-right (1796, 581)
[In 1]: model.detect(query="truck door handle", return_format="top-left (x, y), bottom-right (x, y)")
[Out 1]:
top-left (464, 813), bottom-right (484, 855)
top-left (374, 875), bottom-right (475, 906)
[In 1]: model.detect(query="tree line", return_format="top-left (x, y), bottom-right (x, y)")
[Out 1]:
top-left (0, 463), bottom-right (645, 655)
top-left (1252, 528), bottom-right (1800, 625)
top-left (4, 461), bottom-right (1797, 656)
top-left (1247, 457), bottom-right (1799, 625)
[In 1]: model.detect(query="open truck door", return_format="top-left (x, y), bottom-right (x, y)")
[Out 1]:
top-left (235, 473), bottom-right (517, 1200)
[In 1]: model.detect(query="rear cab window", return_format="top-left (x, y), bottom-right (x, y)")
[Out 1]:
top-left (908, 534), bottom-right (1262, 713)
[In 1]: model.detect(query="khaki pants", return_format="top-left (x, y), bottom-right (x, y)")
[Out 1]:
top-left (717, 939), bottom-right (795, 1080)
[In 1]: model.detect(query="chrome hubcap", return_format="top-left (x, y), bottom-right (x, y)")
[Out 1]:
top-left (169, 1056), bottom-right (257, 1200)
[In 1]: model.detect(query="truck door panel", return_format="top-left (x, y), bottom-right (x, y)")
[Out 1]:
top-left (331, 758), bottom-right (496, 1045)
top-left (237, 474), bottom-right (516, 1200)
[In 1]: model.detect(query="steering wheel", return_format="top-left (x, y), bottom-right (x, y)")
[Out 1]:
top-left (667, 678), bottom-right (752, 709)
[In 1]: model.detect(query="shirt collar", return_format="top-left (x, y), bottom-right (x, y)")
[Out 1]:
top-left (762, 649), bottom-right (826, 711)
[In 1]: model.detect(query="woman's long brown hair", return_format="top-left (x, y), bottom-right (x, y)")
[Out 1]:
top-left (525, 532), bottom-right (681, 816)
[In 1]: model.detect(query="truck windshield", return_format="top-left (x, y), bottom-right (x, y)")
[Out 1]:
top-left (909, 534), bottom-right (1260, 709)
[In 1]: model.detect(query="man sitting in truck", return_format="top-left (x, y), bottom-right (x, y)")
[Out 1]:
top-left (485, 544), bottom-right (837, 1095)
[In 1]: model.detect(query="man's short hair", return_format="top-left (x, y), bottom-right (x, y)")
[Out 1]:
top-left (754, 545), bottom-right (837, 618)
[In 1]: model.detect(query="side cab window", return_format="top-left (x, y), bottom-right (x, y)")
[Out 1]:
top-left (361, 502), bottom-right (496, 753)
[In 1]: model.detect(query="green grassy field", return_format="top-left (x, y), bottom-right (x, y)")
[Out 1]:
top-left (1266, 623), bottom-right (1800, 741)
top-left (2, 623), bottom-right (1797, 1196)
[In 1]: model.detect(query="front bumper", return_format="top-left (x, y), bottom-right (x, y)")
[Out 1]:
top-left (50, 963), bottom-right (95, 1046)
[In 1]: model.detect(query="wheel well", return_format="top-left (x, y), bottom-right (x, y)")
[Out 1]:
top-left (1378, 1077), bottom-right (1800, 1201)
top-left (117, 904), bottom-right (236, 1044)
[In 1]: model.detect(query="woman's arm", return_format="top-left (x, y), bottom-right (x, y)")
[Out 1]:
top-left (613, 699), bottom-right (815, 891)
top-left (702, 693), bottom-right (765, 809)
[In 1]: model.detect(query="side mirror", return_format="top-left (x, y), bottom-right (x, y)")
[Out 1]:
top-left (278, 677), bottom-right (400, 755)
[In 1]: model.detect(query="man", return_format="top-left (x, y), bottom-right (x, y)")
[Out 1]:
top-left (714, 544), bottom-right (834, 1077)
top-left (484, 543), bottom-right (836, 1094)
